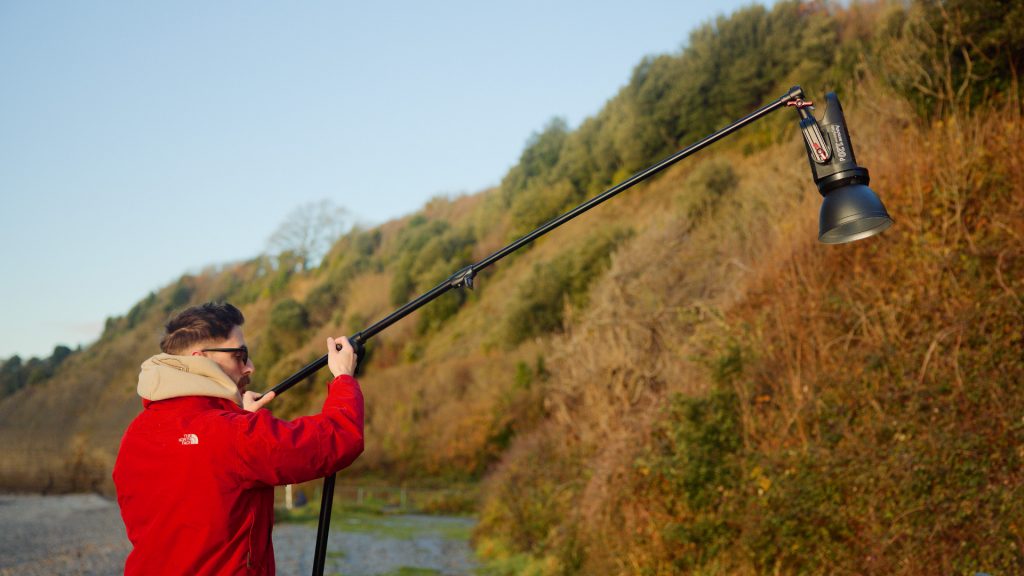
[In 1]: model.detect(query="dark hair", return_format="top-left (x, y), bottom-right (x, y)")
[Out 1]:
top-left (160, 302), bottom-right (245, 354)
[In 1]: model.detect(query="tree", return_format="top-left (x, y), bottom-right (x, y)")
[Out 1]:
top-left (1, 355), bottom-right (25, 395)
top-left (266, 199), bottom-right (352, 270)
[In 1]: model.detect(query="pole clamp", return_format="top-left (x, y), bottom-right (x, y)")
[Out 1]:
top-left (448, 266), bottom-right (476, 290)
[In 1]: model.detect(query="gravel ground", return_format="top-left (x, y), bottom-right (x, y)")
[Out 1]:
top-left (0, 494), bottom-right (130, 576)
top-left (0, 494), bottom-right (478, 575)
top-left (275, 516), bottom-right (479, 576)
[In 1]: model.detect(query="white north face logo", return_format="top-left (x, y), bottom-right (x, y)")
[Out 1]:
top-left (178, 434), bottom-right (199, 445)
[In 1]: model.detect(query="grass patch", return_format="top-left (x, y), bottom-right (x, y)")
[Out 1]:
top-left (274, 504), bottom-right (320, 525)
top-left (334, 512), bottom-right (474, 541)
top-left (276, 503), bottom-right (475, 542)
top-left (377, 568), bottom-right (441, 576)
top-left (474, 536), bottom-right (559, 576)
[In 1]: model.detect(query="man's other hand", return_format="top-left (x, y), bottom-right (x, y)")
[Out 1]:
top-left (243, 390), bottom-right (275, 412)
top-left (328, 336), bottom-right (357, 378)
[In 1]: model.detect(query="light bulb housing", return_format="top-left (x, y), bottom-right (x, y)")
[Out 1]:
top-left (800, 93), bottom-right (893, 244)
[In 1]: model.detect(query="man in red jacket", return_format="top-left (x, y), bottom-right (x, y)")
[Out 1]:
top-left (113, 302), bottom-right (364, 575)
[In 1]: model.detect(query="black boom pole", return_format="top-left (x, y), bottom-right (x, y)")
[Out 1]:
top-left (267, 85), bottom-right (892, 575)
top-left (266, 85), bottom-right (806, 399)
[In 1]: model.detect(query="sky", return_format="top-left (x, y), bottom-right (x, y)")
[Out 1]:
top-left (0, 0), bottom-right (760, 359)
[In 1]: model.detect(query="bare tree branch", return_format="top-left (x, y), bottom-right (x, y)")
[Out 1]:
top-left (266, 199), bottom-right (352, 270)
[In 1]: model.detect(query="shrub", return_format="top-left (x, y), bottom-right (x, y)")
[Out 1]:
top-left (504, 228), bottom-right (632, 345)
top-left (164, 279), bottom-right (195, 313)
top-left (255, 298), bottom-right (311, 374)
top-left (676, 158), bottom-right (738, 224)
top-left (633, 390), bottom-right (743, 570)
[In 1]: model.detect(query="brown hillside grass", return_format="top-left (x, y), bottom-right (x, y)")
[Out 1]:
top-left (0, 293), bottom-right (172, 494)
top-left (475, 83), bottom-right (1024, 574)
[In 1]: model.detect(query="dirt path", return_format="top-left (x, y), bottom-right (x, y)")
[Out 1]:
top-left (0, 494), bottom-right (478, 576)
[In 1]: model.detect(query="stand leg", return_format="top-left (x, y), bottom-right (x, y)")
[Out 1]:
top-left (311, 473), bottom-right (337, 576)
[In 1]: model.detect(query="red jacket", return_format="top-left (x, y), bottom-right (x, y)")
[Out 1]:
top-left (113, 354), bottom-right (363, 575)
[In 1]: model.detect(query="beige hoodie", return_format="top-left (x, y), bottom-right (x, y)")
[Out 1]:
top-left (138, 354), bottom-right (243, 406)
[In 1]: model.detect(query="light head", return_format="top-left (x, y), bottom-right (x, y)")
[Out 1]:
top-left (796, 92), bottom-right (893, 244)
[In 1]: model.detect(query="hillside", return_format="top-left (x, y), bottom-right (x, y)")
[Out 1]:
top-left (2, 0), bottom-right (1023, 573)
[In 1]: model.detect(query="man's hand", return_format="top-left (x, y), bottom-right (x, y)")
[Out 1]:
top-left (328, 336), bottom-right (358, 377)
top-left (243, 390), bottom-right (275, 412)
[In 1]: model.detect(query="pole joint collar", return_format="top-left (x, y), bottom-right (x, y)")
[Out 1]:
top-left (448, 266), bottom-right (476, 290)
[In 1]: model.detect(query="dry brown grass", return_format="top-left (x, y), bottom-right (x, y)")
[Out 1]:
top-left (474, 80), bottom-right (1024, 573)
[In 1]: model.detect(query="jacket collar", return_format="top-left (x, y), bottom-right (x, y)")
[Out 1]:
top-left (137, 353), bottom-right (243, 407)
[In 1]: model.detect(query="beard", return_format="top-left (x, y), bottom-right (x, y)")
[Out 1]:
top-left (237, 375), bottom-right (251, 393)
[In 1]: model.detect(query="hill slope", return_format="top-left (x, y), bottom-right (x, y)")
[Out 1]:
top-left (2, 1), bottom-right (1022, 573)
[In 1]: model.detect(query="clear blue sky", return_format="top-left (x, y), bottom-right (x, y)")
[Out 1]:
top-left (0, 0), bottom-right (760, 359)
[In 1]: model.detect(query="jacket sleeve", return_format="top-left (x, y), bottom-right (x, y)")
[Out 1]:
top-left (229, 374), bottom-right (364, 488)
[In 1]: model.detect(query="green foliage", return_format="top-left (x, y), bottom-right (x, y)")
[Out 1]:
top-left (377, 568), bottom-right (440, 576)
top-left (504, 228), bottom-right (632, 345)
top-left (416, 290), bottom-right (468, 335)
top-left (709, 339), bottom-right (745, 387)
top-left (676, 158), bottom-right (739, 224)
top-left (589, 1), bottom-right (825, 177)
top-left (630, 389), bottom-right (745, 571)
top-left (508, 179), bottom-right (579, 238)
top-left (102, 278), bottom-right (192, 338)
top-left (393, 215), bottom-right (446, 258)
top-left (270, 298), bottom-right (310, 334)
top-left (125, 292), bottom-right (157, 329)
top-left (304, 281), bottom-right (345, 327)
top-left (269, 298), bottom-right (310, 349)
top-left (254, 298), bottom-right (311, 377)
top-left (489, 1), bottom-right (839, 245)
top-left (0, 356), bottom-right (25, 395)
top-left (164, 278), bottom-right (195, 313)
top-left (513, 361), bottom-right (532, 390)
top-left (102, 316), bottom-right (118, 338)
top-left (476, 432), bottom-right (580, 554)
top-left (1, 345), bottom-right (77, 395)
top-left (475, 537), bottom-right (560, 576)
top-left (487, 357), bottom-right (550, 456)
top-left (227, 257), bottom-right (274, 306)
top-left (101, 290), bottom-right (161, 337)
top-left (386, 216), bottom-right (476, 333)
top-left (501, 118), bottom-right (570, 202)
top-left (668, 391), bottom-right (743, 512)
top-left (743, 453), bottom-right (852, 573)
top-left (265, 263), bottom-right (296, 299)
top-left (877, 0), bottom-right (1024, 116)
top-left (389, 256), bottom-right (417, 307)
top-left (306, 228), bottom-right (382, 326)
top-left (500, 119), bottom-right (580, 236)
top-left (641, 389), bottom-right (743, 508)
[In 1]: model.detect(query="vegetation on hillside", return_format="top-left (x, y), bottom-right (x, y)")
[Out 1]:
top-left (1, 0), bottom-right (1021, 573)
top-left (473, 1), bottom-right (1024, 574)
top-left (0, 345), bottom-right (77, 396)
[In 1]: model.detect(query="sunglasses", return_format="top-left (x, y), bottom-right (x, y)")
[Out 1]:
top-left (201, 345), bottom-right (249, 365)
